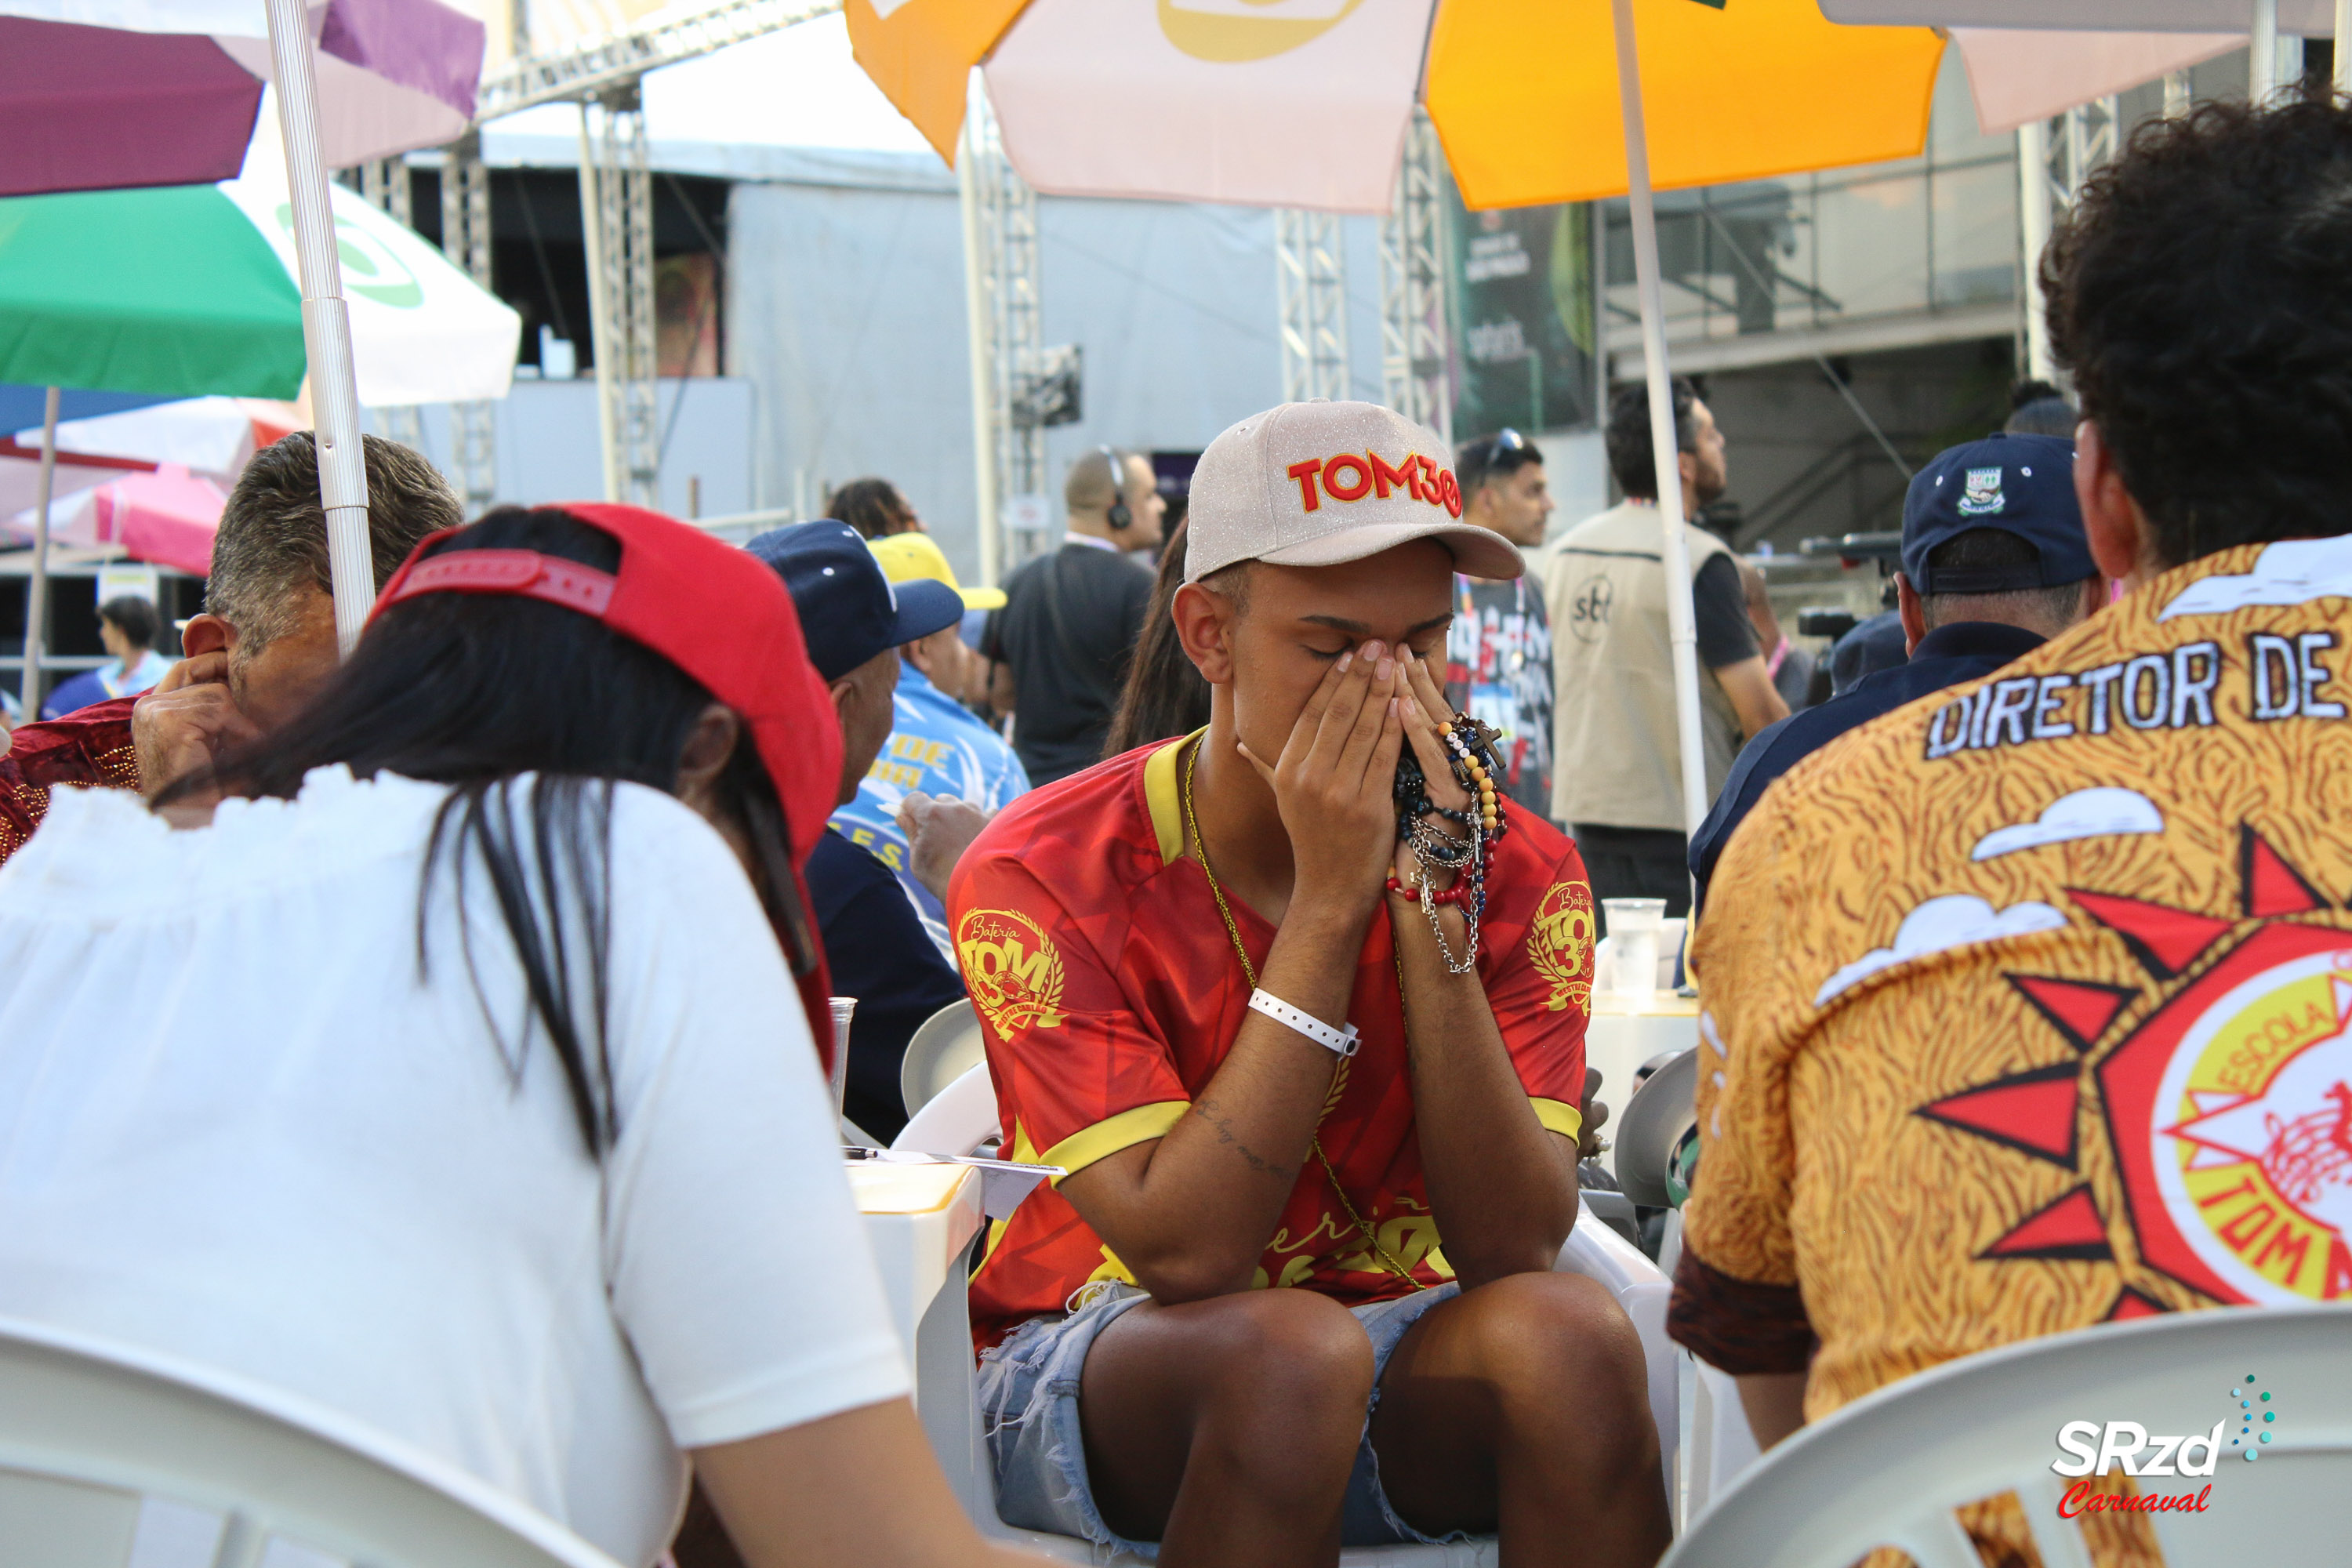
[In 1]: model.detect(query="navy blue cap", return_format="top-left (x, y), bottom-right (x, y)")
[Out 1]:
top-left (1901, 434), bottom-right (2095, 594)
top-left (745, 521), bottom-right (964, 681)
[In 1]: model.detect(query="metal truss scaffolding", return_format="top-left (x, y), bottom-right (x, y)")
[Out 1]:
top-left (1378, 110), bottom-right (1450, 445)
top-left (960, 79), bottom-right (1047, 586)
top-left (441, 129), bottom-right (499, 512)
top-left (358, 157), bottom-right (411, 224)
top-left (468, 5), bottom-right (849, 514)
top-left (2017, 94), bottom-right (2118, 383)
top-left (578, 82), bottom-right (660, 506)
top-left (357, 159), bottom-right (426, 453)
top-left (477, 0), bottom-right (842, 119)
top-left (1276, 208), bottom-right (1350, 405)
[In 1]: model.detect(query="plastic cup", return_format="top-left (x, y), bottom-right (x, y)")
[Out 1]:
top-left (1603, 898), bottom-right (1667, 1007)
top-left (828, 996), bottom-right (858, 1123)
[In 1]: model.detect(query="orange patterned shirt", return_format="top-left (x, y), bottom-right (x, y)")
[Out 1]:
top-left (949, 732), bottom-right (1594, 1349)
top-left (1675, 541), bottom-right (2352, 1429)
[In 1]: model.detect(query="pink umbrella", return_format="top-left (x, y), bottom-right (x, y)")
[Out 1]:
top-left (26, 466), bottom-right (227, 578)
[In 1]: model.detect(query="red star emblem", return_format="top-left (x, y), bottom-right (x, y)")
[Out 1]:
top-left (1915, 826), bottom-right (2352, 1314)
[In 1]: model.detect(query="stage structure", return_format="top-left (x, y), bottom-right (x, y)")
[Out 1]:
top-left (577, 83), bottom-right (660, 506)
top-left (356, 158), bottom-right (430, 459)
top-left (1276, 209), bottom-right (1349, 406)
top-left (466, 0), bottom-right (844, 506)
top-left (959, 78), bottom-right (1050, 588)
top-left (1377, 109), bottom-right (1451, 448)
top-left (438, 130), bottom-right (498, 512)
top-left (2015, 92), bottom-right (2122, 385)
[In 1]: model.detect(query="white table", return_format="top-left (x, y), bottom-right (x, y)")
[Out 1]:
top-left (850, 1161), bottom-right (993, 1523)
top-left (848, 1161), bottom-right (984, 1364)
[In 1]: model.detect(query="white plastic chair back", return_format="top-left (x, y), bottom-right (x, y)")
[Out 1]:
top-left (891, 1066), bottom-right (1677, 1565)
top-left (892, 1059), bottom-right (1000, 1156)
top-left (1664, 1303), bottom-right (2352, 1568)
top-left (900, 1000), bottom-right (987, 1120)
top-left (0, 1316), bottom-right (624, 1568)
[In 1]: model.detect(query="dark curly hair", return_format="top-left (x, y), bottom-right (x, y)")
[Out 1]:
top-left (2043, 95), bottom-right (2352, 567)
top-left (823, 477), bottom-right (916, 539)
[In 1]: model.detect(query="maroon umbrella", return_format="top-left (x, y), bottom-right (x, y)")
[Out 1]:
top-left (0, 0), bottom-right (485, 199)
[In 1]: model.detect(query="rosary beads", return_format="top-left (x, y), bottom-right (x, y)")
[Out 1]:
top-left (1392, 714), bottom-right (1509, 974)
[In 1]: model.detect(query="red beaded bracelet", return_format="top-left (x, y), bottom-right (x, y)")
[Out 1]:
top-left (1385, 874), bottom-right (1467, 906)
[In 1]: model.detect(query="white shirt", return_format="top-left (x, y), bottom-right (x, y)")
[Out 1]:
top-left (0, 768), bottom-right (908, 1566)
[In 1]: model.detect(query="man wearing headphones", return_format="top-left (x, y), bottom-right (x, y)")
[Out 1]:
top-left (985, 446), bottom-right (1167, 785)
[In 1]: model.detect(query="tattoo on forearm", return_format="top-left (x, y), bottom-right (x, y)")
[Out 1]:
top-left (1191, 1096), bottom-right (1296, 1181)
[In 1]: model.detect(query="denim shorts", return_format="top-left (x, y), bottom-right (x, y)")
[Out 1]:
top-left (976, 1281), bottom-right (1467, 1557)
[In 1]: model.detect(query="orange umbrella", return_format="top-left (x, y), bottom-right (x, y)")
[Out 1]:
top-left (847, 1), bottom-right (1944, 211)
top-left (848, 0), bottom-right (1947, 854)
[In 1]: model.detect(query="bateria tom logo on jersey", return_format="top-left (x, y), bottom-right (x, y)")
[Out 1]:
top-left (2045, 1373), bottom-right (2283, 1518)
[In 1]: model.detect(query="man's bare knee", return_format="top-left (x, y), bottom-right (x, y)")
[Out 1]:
top-left (1192, 1288), bottom-right (1375, 1420)
top-left (1090, 1289), bottom-right (1370, 1518)
top-left (1453, 1273), bottom-right (1653, 1423)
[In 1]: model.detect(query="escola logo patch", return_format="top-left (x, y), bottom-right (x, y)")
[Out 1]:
top-left (957, 908), bottom-right (1069, 1034)
top-left (1960, 466), bottom-right (2006, 517)
top-left (1527, 880), bottom-right (1597, 1012)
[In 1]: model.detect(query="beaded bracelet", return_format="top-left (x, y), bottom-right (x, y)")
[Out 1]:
top-left (1389, 710), bottom-right (1508, 975)
top-left (1439, 720), bottom-right (1502, 837)
top-left (1385, 873), bottom-right (1468, 907)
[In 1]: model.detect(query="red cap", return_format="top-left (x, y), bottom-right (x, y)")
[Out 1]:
top-left (372, 503), bottom-right (845, 1066)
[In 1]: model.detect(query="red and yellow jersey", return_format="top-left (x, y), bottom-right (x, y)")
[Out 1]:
top-left (1680, 539), bottom-right (2352, 1432)
top-left (949, 731), bottom-right (1594, 1349)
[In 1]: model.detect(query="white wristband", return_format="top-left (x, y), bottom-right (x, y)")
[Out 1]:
top-left (1248, 989), bottom-right (1359, 1057)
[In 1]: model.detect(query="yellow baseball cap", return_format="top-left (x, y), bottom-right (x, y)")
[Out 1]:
top-left (868, 531), bottom-right (1006, 610)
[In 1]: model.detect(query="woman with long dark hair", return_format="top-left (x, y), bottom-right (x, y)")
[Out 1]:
top-left (0, 505), bottom-right (1030, 1568)
top-left (1102, 516), bottom-right (1210, 758)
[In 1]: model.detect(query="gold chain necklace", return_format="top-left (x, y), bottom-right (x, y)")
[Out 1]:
top-left (1180, 737), bottom-right (1425, 1291)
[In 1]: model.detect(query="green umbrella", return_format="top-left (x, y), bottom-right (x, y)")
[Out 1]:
top-left (1, 167), bottom-right (520, 712)
top-left (0, 183), bottom-right (304, 401)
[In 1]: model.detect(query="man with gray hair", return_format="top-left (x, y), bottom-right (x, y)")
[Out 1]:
top-left (0, 433), bottom-right (459, 862)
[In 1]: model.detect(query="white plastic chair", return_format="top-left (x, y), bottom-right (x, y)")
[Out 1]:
top-left (892, 1062), bottom-right (1679, 1566)
top-left (1663, 1302), bottom-right (2352, 1568)
top-left (899, 999), bottom-right (987, 1121)
top-left (0, 1315), bottom-right (624, 1568)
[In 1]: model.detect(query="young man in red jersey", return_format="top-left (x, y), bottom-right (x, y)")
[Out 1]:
top-left (949, 401), bottom-right (1668, 1568)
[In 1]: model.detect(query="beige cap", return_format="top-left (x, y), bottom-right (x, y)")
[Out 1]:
top-left (1185, 400), bottom-right (1523, 583)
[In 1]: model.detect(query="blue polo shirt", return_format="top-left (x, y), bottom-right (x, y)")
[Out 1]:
top-left (1689, 621), bottom-right (2048, 913)
top-left (829, 661), bottom-right (1032, 961)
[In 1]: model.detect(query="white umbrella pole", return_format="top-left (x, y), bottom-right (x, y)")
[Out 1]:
top-left (2337, 0), bottom-right (2351, 96)
top-left (1610, 0), bottom-right (1711, 862)
top-left (263, 0), bottom-right (375, 656)
top-left (20, 386), bottom-right (60, 720)
top-left (959, 103), bottom-right (1003, 589)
